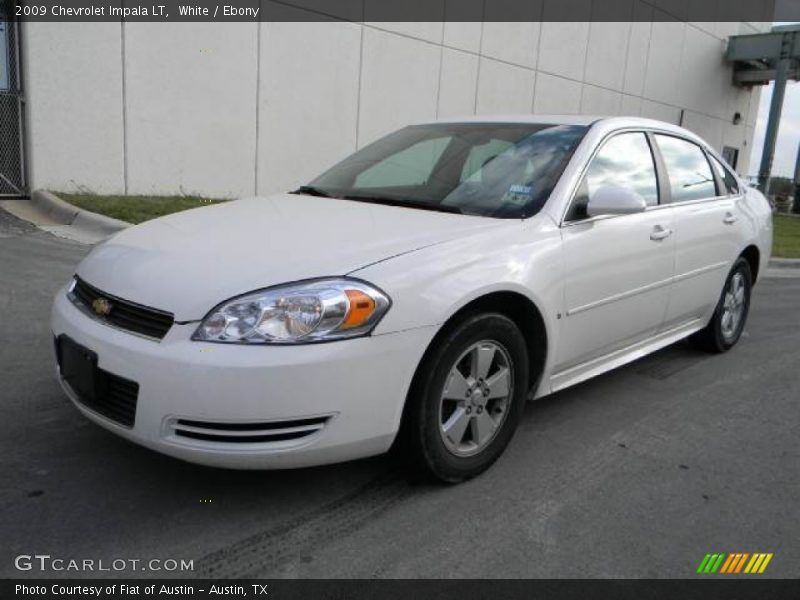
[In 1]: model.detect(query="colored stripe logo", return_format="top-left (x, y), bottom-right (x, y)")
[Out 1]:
top-left (696, 553), bottom-right (773, 574)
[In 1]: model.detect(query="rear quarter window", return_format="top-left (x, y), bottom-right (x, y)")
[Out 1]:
top-left (654, 134), bottom-right (717, 203)
top-left (709, 154), bottom-right (740, 196)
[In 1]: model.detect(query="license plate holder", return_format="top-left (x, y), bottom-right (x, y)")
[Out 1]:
top-left (57, 335), bottom-right (98, 402)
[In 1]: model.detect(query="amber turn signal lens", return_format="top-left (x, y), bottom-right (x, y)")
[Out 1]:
top-left (343, 289), bottom-right (377, 329)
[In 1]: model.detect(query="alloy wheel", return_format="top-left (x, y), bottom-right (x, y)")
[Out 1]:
top-left (438, 340), bottom-right (513, 457)
top-left (720, 271), bottom-right (746, 341)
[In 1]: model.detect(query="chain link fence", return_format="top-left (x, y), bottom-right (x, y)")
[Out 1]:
top-left (0, 1), bottom-right (26, 197)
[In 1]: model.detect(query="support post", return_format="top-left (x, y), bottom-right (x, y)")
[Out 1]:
top-left (793, 143), bottom-right (800, 215)
top-left (757, 30), bottom-right (795, 194)
top-left (757, 58), bottom-right (789, 194)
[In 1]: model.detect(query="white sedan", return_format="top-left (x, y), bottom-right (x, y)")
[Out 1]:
top-left (51, 116), bottom-right (772, 482)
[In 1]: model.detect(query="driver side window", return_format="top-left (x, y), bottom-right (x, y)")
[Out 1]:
top-left (566, 132), bottom-right (659, 222)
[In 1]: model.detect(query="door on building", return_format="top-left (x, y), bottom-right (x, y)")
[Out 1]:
top-left (0, 6), bottom-right (26, 197)
top-left (722, 146), bottom-right (739, 170)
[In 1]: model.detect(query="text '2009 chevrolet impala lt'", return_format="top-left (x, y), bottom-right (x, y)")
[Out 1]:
top-left (51, 116), bottom-right (772, 482)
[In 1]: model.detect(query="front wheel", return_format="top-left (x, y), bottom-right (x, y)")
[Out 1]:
top-left (401, 313), bottom-right (530, 483)
top-left (690, 257), bottom-right (752, 353)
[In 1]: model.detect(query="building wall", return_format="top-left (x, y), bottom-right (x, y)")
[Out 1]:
top-left (21, 9), bottom-right (770, 198)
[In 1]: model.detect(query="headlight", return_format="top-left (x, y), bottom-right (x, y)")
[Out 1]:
top-left (191, 278), bottom-right (391, 344)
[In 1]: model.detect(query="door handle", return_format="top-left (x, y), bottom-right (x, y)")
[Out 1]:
top-left (723, 212), bottom-right (739, 225)
top-left (650, 225), bottom-right (673, 241)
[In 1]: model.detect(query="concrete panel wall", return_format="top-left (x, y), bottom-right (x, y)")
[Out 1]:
top-left (23, 23), bottom-right (124, 194)
top-left (23, 15), bottom-right (764, 197)
top-left (124, 23), bottom-right (258, 198)
top-left (257, 20), bottom-right (361, 194)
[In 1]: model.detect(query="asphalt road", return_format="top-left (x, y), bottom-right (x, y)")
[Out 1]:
top-left (1, 208), bottom-right (798, 579)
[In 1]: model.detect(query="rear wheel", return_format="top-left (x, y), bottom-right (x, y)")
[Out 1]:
top-left (401, 313), bottom-right (529, 483)
top-left (690, 257), bottom-right (752, 353)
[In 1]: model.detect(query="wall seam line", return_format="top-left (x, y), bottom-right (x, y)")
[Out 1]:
top-left (120, 20), bottom-right (128, 194)
top-left (355, 19), bottom-right (365, 149)
top-left (254, 18), bottom-right (262, 196)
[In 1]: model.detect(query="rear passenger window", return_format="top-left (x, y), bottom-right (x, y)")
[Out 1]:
top-left (655, 135), bottom-right (716, 202)
top-left (566, 132), bottom-right (658, 221)
top-left (709, 154), bottom-right (740, 196)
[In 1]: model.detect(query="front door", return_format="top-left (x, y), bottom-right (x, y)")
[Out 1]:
top-left (555, 131), bottom-right (675, 374)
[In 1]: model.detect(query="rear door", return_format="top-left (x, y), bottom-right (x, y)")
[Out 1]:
top-left (653, 134), bottom-right (742, 329)
top-left (556, 131), bottom-right (675, 373)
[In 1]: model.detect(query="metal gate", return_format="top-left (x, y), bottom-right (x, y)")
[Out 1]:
top-left (0, 4), bottom-right (26, 197)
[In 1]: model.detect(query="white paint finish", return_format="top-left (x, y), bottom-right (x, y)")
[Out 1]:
top-left (475, 58), bottom-right (536, 115)
top-left (538, 21), bottom-right (591, 81)
top-left (77, 193), bottom-right (508, 321)
top-left (23, 23), bottom-right (124, 194)
top-left (442, 21), bottom-right (482, 53)
top-left (558, 208), bottom-right (676, 369)
top-left (643, 17), bottom-right (685, 106)
top-left (437, 48), bottom-right (479, 118)
top-left (53, 289), bottom-right (433, 469)
top-left (124, 23), bottom-right (257, 198)
top-left (662, 198), bottom-right (737, 328)
top-left (580, 84), bottom-right (622, 116)
top-left (533, 73), bottom-right (582, 115)
top-left (481, 21), bottom-right (541, 68)
top-left (584, 22), bottom-right (631, 91)
top-left (357, 27), bottom-right (440, 146)
top-left (55, 116), bottom-right (773, 470)
top-left (257, 21), bottom-right (361, 195)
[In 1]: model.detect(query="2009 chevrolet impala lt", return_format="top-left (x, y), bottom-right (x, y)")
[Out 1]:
top-left (51, 116), bottom-right (772, 482)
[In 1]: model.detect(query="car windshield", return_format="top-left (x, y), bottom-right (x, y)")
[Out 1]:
top-left (300, 122), bottom-right (589, 218)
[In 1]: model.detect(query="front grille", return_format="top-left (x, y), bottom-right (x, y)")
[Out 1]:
top-left (171, 416), bottom-right (331, 444)
top-left (70, 277), bottom-right (174, 340)
top-left (85, 371), bottom-right (139, 427)
top-left (56, 335), bottom-right (139, 428)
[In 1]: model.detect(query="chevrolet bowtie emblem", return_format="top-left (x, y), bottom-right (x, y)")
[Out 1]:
top-left (92, 297), bottom-right (113, 316)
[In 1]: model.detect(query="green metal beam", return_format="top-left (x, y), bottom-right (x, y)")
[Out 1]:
top-left (727, 25), bottom-right (800, 193)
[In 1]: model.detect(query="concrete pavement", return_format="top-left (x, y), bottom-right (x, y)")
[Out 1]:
top-left (1, 208), bottom-right (797, 579)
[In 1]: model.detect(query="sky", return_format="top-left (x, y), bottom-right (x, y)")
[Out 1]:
top-left (748, 23), bottom-right (800, 179)
top-left (749, 81), bottom-right (800, 178)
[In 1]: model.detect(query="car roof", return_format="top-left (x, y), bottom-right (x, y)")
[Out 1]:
top-left (429, 114), bottom-right (602, 126)
top-left (422, 114), bottom-right (709, 148)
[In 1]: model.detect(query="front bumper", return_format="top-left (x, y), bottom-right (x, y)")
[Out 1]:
top-left (51, 287), bottom-right (435, 469)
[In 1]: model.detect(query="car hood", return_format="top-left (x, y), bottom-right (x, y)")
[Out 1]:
top-left (77, 194), bottom-right (508, 321)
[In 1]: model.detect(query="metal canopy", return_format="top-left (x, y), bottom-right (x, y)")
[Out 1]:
top-left (727, 24), bottom-right (800, 85)
top-left (726, 24), bottom-right (800, 193)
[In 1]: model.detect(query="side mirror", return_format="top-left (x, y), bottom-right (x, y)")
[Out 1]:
top-left (586, 185), bottom-right (647, 217)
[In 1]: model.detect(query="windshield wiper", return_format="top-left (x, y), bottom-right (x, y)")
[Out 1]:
top-left (292, 185), bottom-right (335, 198)
top-left (341, 194), bottom-right (464, 215)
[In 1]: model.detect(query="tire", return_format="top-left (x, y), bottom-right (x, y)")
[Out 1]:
top-left (689, 257), bottom-right (752, 353)
top-left (400, 313), bottom-right (530, 483)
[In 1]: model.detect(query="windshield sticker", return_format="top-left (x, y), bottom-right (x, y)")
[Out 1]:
top-left (503, 184), bottom-right (533, 205)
